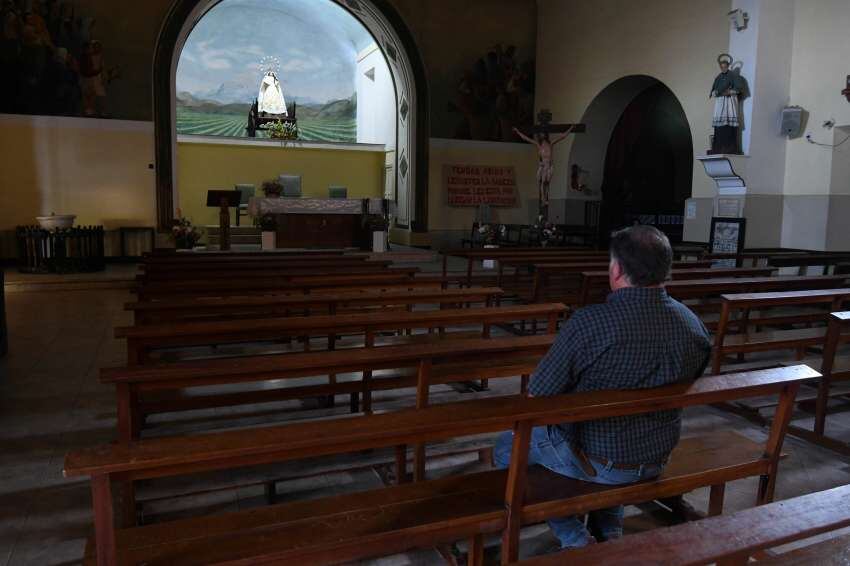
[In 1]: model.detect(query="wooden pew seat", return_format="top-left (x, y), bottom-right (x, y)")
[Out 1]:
top-left (67, 365), bottom-right (816, 566)
top-left (712, 289), bottom-right (850, 374)
top-left (83, 432), bottom-right (763, 566)
top-left (518, 484), bottom-right (850, 566)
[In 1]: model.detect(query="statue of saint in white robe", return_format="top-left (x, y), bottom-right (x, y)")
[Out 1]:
top-left (258, 71), bottom-right (287, 115)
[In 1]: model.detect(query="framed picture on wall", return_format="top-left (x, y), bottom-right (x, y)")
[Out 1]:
top-left (709, 217), bottom-right (747, 267)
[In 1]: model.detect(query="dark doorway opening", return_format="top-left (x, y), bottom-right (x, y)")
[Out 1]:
top-left (599, 82), bottom-right (693, 243)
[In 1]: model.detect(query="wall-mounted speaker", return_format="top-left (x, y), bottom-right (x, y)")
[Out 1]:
top-left (780, 106), bottom-right (804, 138)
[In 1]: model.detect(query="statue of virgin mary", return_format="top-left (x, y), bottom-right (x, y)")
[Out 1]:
top-left (257, 71), bottom-right (287, 116)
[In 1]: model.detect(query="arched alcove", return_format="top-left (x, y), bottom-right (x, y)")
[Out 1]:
top-left (569, 75), bottom-right (692, 242)
top-left (152, 0), bottom-right (429, 232)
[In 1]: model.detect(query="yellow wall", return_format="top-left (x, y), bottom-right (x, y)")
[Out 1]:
top-left (0, 114), bottom-right (156, 231)
top-left (176, 139), bottom-right (387, 227)
top-left (427, 138), bottom-right (539, 231)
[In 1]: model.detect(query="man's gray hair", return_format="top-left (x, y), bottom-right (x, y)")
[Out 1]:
top-left (609, 225), bottom-right (673, 286)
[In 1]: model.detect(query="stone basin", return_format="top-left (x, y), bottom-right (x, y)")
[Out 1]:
top-left (36, 214), bottom-right (76, 230)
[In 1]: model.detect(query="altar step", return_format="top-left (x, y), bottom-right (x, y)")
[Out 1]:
top-left (206, 226), bottom-right (261, 248)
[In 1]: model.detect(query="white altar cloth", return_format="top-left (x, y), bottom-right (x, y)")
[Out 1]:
top-left (248, 197), bottom-right (366, 217)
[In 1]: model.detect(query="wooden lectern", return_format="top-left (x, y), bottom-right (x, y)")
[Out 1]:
top-left (206, 190), bottom-right (242, 251)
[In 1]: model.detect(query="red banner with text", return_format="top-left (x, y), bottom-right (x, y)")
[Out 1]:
top-left (444, 164), bottom-right (518, 207)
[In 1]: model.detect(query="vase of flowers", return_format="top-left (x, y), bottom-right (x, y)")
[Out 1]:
top-left (260, 213), bottom-right (277, 250)
top-left (262, 179), bottom-right (283, 198)
top-left (268, 119), bottom-right (299, 140)
top-left (171, 211), bottom-right (202, 250)
top-left (363, 214), bottom-right (390, 252)
top-left (534, 215), bottom-right (561, 247)
top-left (478, 224), bottom-right (506, 268)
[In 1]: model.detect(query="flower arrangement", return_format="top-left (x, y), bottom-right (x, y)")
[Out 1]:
top-left (259, 213), bottom-right (277, 232)
top-left (534, 215), bottom-right (561, 247)
top-left (362, 214), bottom-right (390, 232)
top-left (268, 119), bottom-right (299, 140)
top-left (478, 223), bottom-right (507, 245)
top-left (171, 210), bottom-right (203, 249)
top-left (262, 179), bottom-right (283, 197)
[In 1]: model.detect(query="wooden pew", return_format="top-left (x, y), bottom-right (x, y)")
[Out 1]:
top-left (516, 483), bottom-right (850, 566)
top-left (116, 303), bottom-right (566, 365)
top-left (813, 312), bottom-right (850, 437)
top-left (665, 275), bottom-right (846, 301)
top-left (65, 364), bottom-right (816, 566)
top-left (441, 247), bottom-right (605, 285)
top-left (102, 334), bottom-right (557, 441)
top-left (137, 264), bottom-right (411, 284)
top-left (135, 272), bottom-right (436, 301)
top-left (530, 261), bottom-right (748, 304)
top-left (711, 289), bottom-right (850, 374)
top-left (578, 266), bottom-right (777, 306)
top-left (144, 249), bottom-right (354, 260)
top-left (769, 253), bottom-right (850, 275)
top-left (126, 287), bottom-right (505, 325)
top-left (138, 259), bottom-right (394, 282)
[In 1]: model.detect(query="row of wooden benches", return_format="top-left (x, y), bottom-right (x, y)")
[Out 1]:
top-left (67, 250), bottom-right (850, 564)
top-left (67, 361), bottom-right (817, 565)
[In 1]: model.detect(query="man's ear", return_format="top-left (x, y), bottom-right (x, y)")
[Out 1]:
top-left (610, 259), bottom-right (622, 280)
top-left (610, 259), bottom-right (627, 287)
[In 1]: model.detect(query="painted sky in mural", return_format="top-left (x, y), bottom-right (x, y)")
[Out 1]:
top-left (176, 0), bottom-right (375, 141)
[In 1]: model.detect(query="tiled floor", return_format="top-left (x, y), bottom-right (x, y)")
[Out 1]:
top-left (3, 259), bottom-right (850, 565)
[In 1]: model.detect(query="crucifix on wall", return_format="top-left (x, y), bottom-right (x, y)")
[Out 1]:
top-left (513, 109), bottom-right (585, 221)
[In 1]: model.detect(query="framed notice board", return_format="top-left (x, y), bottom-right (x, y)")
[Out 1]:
top-left (709, 217), bottom-right (746, 267)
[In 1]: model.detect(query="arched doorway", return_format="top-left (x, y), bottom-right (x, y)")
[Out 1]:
top-left (152, 0), bottom-right (429, 233)
top-left (569, 76), bottom-right (692, 244)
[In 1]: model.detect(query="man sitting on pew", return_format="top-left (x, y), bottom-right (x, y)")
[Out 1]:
top-left (494, 225), bottom-right (712, 550)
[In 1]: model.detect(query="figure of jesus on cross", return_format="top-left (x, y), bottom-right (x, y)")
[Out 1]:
top-left (513, 109), bottom-right (584, 221)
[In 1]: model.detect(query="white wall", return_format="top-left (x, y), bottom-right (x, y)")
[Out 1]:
top-left (536, 0), bottom-right (731, 208)
top-left (783, 0), bottom-right (850, 198)
top-left (356, 43), bottom-right (397, 148)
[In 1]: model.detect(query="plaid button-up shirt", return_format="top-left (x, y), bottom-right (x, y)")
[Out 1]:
top-left (529, 286), bottom-right (712, 465)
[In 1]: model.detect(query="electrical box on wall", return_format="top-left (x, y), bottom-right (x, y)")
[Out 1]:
top-left (780, 106), bottom-right (805, 138)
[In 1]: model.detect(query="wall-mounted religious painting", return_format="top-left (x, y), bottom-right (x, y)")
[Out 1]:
top-left (0, 0), bottom-right (124, 118)
top-left (176, 0), bottom-right (383, 143)
top-left (448, 45), bottom-right (535, 142)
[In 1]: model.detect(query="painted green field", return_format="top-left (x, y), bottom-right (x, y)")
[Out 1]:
top-left (176, 108), bottom-right (356, 142)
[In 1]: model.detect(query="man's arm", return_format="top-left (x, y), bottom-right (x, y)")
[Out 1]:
top-left (550, 126), bottom-right (575, 146)
top-left (527, 312), bottom-right (585, 397)
top-left (512, 127), bottom-right (538, 147)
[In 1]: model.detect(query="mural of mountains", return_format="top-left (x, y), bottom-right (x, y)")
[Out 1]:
top-left (176, 92), bottom-right (355, 119)
top-left (176, 92), bottom-right (357, 142)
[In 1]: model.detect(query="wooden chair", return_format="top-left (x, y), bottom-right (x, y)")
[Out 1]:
top-left (65, 364), bottom-right (815, 566)
top-left (233, 184), bottom-right (255, 226)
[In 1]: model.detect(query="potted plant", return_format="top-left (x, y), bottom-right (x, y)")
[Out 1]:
top-left (268, 119), bottom-right (299, 140)
top-left (478, 223), bottom-right (506, 268)
top-left (262, 179), bottom-right (283, 198)
top-left (170, 211), bottom-right (203, 250)
top-left (533, 215), bottom-right (561, 247)
top-left (362, 214), bottom-right (390, 252)
top-left (260, 213), bottom-right (277, 250)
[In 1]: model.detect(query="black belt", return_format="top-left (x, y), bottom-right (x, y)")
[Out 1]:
top-left (586, 454), bottom-right (649, 471)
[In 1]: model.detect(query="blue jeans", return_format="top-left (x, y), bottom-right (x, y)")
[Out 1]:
top-left (493, 426), bottom-right (664, 548)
